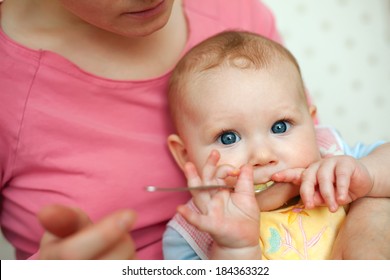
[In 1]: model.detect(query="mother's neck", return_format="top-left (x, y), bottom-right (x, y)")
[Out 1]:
top-left (1, 0), bottom-right (188, 80)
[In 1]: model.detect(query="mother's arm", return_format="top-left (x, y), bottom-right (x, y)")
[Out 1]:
top-left (332, 197), bottom-right (390, 259)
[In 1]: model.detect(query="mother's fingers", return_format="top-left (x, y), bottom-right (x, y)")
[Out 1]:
top-left (62, 210), bottom-right (136, 259)
top-left (38, 204), bottom-right (91, 239)
top-left (98, 233), bottom-right (137, 260)
top-left (40, 209), bottom-right (136, 259)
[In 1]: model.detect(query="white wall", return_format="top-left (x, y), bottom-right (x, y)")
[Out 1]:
top-left (262, 0), bottom-right (390, 145)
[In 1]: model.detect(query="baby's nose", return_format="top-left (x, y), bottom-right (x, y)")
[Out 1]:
top-left (249, 145), bottom-right (277, 167)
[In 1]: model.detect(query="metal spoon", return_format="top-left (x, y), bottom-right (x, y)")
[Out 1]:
top-left (145, 181), bottom-right (274, 194)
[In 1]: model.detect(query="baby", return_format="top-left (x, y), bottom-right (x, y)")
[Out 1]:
top-left (163, 31), bottom-right (389, 259)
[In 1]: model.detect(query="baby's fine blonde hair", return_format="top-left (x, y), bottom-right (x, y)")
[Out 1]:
top-left (168, 31), bottom-right (304, 130)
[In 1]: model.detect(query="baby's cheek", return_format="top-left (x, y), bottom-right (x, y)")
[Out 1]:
top-left (291, 146), bottom-right (321, 168)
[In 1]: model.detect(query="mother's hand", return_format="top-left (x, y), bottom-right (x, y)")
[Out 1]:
top-left (37, 204), bottom-right (137, 259)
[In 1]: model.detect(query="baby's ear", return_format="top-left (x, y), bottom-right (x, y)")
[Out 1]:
top-left (167, 134), bottom-right (188, 171)
top-left (309, 105), bottom-right (317, 122)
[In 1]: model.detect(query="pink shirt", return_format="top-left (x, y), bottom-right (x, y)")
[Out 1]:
top-left (0, 0), bottom-right (281, 259)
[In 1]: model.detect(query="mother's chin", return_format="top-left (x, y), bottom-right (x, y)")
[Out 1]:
top-left (256, 182), bottom-right (300, 211)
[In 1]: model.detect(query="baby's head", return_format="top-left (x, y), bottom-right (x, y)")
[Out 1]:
top-left (168, 31), bottom-right (321, 210)
top-left (169, 31), bottom-right (306, 127)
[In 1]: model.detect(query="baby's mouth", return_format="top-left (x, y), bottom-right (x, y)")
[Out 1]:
top-left (254, 181), bottom-right (275, 193)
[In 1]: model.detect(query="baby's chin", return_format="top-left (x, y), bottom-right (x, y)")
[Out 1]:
top-left (255, 182), bottom-right (300, 211)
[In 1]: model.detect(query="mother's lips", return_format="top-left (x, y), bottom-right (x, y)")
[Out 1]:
top-left (127, 0), bottom-right (165, 15)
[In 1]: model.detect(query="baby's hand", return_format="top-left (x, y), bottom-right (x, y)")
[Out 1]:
top-left (178, 150), bottom-right (261, 257)
top-left (182, 150), bottom-right (239, 213)
top-left (272, 156), bottom-right (373, 212)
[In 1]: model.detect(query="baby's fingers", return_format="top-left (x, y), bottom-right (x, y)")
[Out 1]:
top-left (177, 205), bottom-right (211, 233)
top-left (215, 164), bottom-right (240, 187)
top-left (234, 164), bottom-right (254, 195)
top-left (271, 168), bottom-right (304, 185)
top-left (215, 164), bottom-right (239, 180)
top-left (300, 163), bottom-right (320, 209)
top-left (183, 162), bottom-right (211, 212)
top-left (183, 161), bottom-right (203, 187)
top-left (334, 160), bottom-right (354, 204)
top-left (201, 150), bottom-right (221, 184)
top-left (313, 160), bottom-right (339, 212)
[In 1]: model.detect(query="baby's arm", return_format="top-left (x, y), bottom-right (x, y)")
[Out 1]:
top-left (357, 142), bottom-right (390, 198)
top-left (272, 142), bottom-right (390, 211)
top-left (178, 150), bottom-right (261, 259)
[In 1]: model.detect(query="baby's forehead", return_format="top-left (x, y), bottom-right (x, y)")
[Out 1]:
top-left (188, 58), bottom-right (302, 88)
top-left (184, 66), bottom-right (307, 112)
top-left (190, 63), bottom-right (303, 93)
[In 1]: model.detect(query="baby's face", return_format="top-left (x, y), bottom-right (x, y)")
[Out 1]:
top-left (178, 61), bottom-right (321, 210)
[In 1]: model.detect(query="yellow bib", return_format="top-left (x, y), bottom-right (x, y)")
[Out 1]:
top-left (260, 203), bottom-right (346, 259)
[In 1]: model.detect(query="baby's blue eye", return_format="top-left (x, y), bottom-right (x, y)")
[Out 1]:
top-left (218, 131), bottom-right (241, 145)
top-left (271, 120), bottom-right (290, 134)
